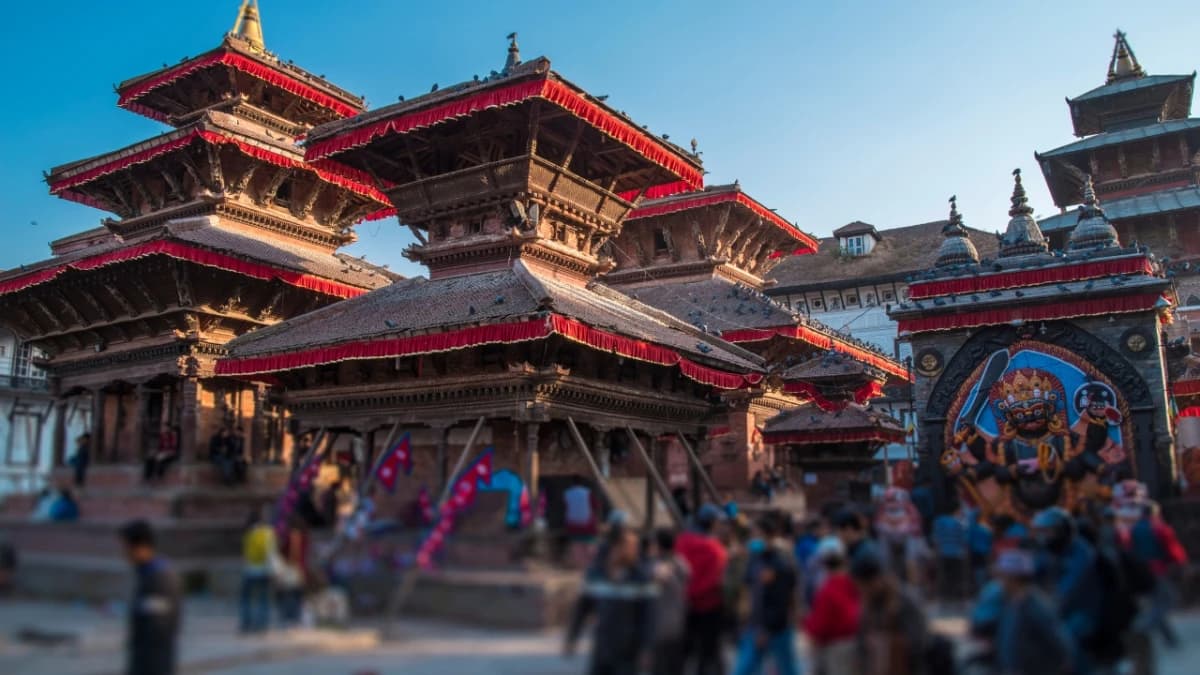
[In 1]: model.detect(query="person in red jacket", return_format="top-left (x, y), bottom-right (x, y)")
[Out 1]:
top-left (676, 504), bottom-right (729, 675)
top-left (803, 536), bottom-right (860, 675)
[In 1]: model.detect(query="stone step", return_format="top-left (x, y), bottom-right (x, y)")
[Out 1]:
top-left (49, 463), bottom-right (292, 491)
top-left (1, 486), bottom-right (280, 521)
top-left (0, 517), bottom-right (245, 559)
top-left (12, 552), bottom-right (242, 601)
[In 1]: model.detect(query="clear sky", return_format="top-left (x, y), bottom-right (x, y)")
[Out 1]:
top-left (0, 1), bottom-right (1195, 279)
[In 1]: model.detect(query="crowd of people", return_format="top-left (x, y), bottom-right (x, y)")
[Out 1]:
top-left (564, 481), bottom-right (1189, 675)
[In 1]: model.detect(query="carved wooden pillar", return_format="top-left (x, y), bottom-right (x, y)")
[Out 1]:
top-left (178, 378), bottom-right (200, 462)
top-left (90, 388), bottom-right (106, 463)
top-left (527, 422), bottom-right (541, 501)
top-left (434, 424), bottom-right (450, 495)
top-left (51, 398), bottom-right (68, 467)
top-left (251, 384), bottom-right (269, 464)
top-left (593, 427), bottom-right (610, 478)
top-left (134, 383), bottom-right (149, 462)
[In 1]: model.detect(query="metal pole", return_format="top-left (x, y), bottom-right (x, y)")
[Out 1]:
top-left (384, 416), bottom-right (486, 639)
top-left (624, 427), bottom-right (683, 527)
top-left (437, 417), bottom-right (486, 507)
top-left (674, 432), bottom-right (721, 504)
top-left (362, 421), bottom-right (401, 499)
top-left (566, 417), bottom-right (638, 511)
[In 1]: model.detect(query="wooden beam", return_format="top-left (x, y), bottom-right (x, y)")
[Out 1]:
top-left (259, 167), bottom-right (291, 206)
top-left (171, 261), bottom-right (194, 307)
top-left (227, 162), bottom-right (258, 196)
top-left (625, 426), bottom-right (683, 527)
top-left (76, 288), bottom-right (112, 323)
top-left (49, 290), bottom-right (87, 328)
top-left (674, 432), bottom-right (721, 503)
top-left (129, 277), bottom-right (165, 313)
top-left (566, 417), bottom-right (637, 509)
top-left (292, 181), bottom-right (323, 220)
top-left (437, 416), bottom-right (487, 506)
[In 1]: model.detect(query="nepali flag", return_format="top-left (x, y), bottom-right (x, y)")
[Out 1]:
top-left (417, 485), bottom-right (434, 525)
top-left (375, 434), bottom-right (412, 493)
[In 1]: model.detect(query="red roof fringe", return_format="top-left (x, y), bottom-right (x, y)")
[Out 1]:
top-left (1178, 405), bottom-right (1200, 418)
top-left (627, 191), bottom-right (817, 251)
top-left (617, 180), bottom-right (696, 203)
top-left (897, 293), bottom-right (1166, 335)
top-left (215, 313), bottom-right (762, 390)
top-left (907, 256), bottom-right (1156, 299)
top-left (781, 380), bottom-right (882, 411)
top-left (49, 130), bottom-right (390, 207)
top-left (304, 78), bottom-right (705, 190)
top-left (763, 428), bottom-right (906, 446)
top-left (722, 325), bottom-right (910, 381)
top-left (118, 51), bottom-right (360, 121)
top-left (0, 240), bottom-right (368, 299)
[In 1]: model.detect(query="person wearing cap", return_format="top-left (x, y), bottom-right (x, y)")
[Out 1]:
top-left (993, 547), bottom-right (1073, 675)
top-left (849, 548), bottom-right (928, 675)
top-left (677, 503), bottom-right (729, 675)
top-left (120, 519), bottom-right (181, 675)
top-left (803, 536), bottom-right (860, 675)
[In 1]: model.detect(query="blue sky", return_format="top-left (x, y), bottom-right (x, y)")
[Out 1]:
top-left (0, 1), bottom-right (1195, 279)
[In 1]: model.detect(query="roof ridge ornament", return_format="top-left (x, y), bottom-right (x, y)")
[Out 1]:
top-left (504, 32), bottom-right (521, 73)
top-left (1107, 29), bottom-right (1146, 84)
top-left (998, 169), bottom-right (1049, 258)
top-left (230, 0), bottom-right (265, 52)
top-left (1068, 174), bottom-right (1120, 250)
top-left (934, 195), bottom-right (980, 268)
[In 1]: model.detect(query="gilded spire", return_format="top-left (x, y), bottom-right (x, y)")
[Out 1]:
top-left (935, 195), bottom-right (980, 267)
top-left (998, 169), bottom-right (1049, 258)
top-left (504, 32), bottom-right (521, 73)
top-left (1068, 174), bottom-right (1120, 250)
top-left (1107, 30), bottom-right (1145, 84)
top-left (230, 0), bottom-right (265, 52)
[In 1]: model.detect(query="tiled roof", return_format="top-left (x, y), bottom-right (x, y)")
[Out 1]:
top-left (770, 220), bottom-right (1000, 290)
top-left (782, 351), bottom-right (884, 382)
top-left (1039, 186), bottom-right (1200, 232)
top-left (225, 261), bottom-right (762, 372)
top-left (764, 403), bottom-right (903, 435)
top-left (832, 221), bottom-right (879, 238)
top-left (1070, 73), bottom-right (1194, 103)
top-left (167, 221), bottom-right (397, 290)
top-left (1038, 118), bottom-right (1200, 159)
top-left (620, 277), bottom-right (798, 333)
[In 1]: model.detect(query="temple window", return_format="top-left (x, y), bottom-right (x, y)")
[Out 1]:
top-left (882, 290), bottom-right (895, 302)
top-left (847, 294), bottom-right (859, 306)
top-left (840, 235), bottom-right (873, 256)
top-left (653, 229), bottom-right (670, 256)
top-left (812, 298), bottom-right (824, 310)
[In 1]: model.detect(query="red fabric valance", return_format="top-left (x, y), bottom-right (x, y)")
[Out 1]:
top-left (215, 312), bottom-right (761, 389)
top-left (763, 428), bottom-right (906, 446)
top-left (617, 180), bottom-right (696, 203)
top-left (1175, 380), bottom-right (1200, 398)
top-left (782, 381), bottom-right (839, 412)
top-left (907, 256), bottom-right (1156, 299)
top-left (897, 293), bottom-right (1165, 335)
top-left (216, 318), bottom-right (552, 376)
top-left (854, 381), bottom-right (885, 405)
top-left (0, 240), bottom-right (368, 299)
top-left (49, 129), bottom-right (390, 208)
top-left (304, 78), bottom-right (704, 190)
top-left (547, 315), bottom-right (754, 390)
top-left (118, 51), bottom-right (360, 121)
top-left (723, 325), bottom-right (910, 381)
top-left (627, 191), bottom-right (817, 251)
top-left (1178, 405), bottom-right (1200, 418)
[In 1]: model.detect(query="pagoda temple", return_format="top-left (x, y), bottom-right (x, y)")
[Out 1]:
top-left (891, 169), bottom-right (1176, 519)
top-left (0, 3), bottom-right (394, 495)
top-left (603, 183), bottom-right (910, 487)
top-left (1035, 31), bottom-right (1199, 306)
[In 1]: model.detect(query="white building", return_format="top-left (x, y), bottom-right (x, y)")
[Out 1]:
top-left (0, 329), bottom-right (89, 495)
top-left (768, 219), bottom-right (1001, 460)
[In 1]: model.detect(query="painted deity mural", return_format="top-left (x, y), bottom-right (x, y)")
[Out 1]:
top-left (942, 341), bottom-right (1134, 518)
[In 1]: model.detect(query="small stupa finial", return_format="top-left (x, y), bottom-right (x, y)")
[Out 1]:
top-left (934, 195), bottom-right (979, 267)
top-left (998, 168), bottom-right (1049, 258)
top-left (1107, 30), bottom-right (1146, 83)
top-left (230, 0), bottom-right (265, 52)
top-left (1069, 174), bottom-right (1120, 250)
top-left (504, 32), bottom-right (521, 73)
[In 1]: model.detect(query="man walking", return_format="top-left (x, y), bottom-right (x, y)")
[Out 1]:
top-left (677, 504), bottom-right (729, 675)
top-left (120, 520), bottom-right (182, 675)
top-left (733, 514), bottom-right (800, 675)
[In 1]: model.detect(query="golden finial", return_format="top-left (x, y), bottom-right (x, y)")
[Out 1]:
top-left (230, 0), bottom-right (265, 52)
